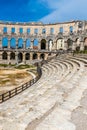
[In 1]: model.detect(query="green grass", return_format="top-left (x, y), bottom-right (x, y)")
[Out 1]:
top-left (74, 50), bottom-right (87, 54)
top-left (15, 64), bottom-right (35, 69)
top-left (0, 64), bottom-right (16, 67)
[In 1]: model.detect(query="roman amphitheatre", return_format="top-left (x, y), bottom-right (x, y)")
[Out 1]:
top-left (0, 20), bottom-right (87, 130)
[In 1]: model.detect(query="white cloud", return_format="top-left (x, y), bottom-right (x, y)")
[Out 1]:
top-left (39, 0), bottom-right (87, 23)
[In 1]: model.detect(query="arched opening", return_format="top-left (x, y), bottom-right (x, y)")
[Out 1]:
top-left (2, 51), bottom-right (8, 60)
top-left (18, 38), bottom-right (23, 49)
top-left (33, 39), bottom-right (38, 49)
top-left (25, 53), bottom-right (30, 60)
top-left (76, 38), bottom-right (80, 51)
top-left (26, 39), bottom-right (31, 49)
top-left (76, 38), bottom-right (80, 46)
top-left (48, 39), bottom-right (53, 51)
top-left (33, 53), bottom-right (37, 60)
top-left (40, 53), bottom-right (45, 60)
top-left (57, 38), bottom-right (64, 50)
top-left (76, 46), bottom-right (80, 51)
top-left (10, 38), bottom-right (16, 49)
top-left (84, 37), bottom-right (87, 50)
top-left (2, 37), bottom-right (8, 48)
top-left (18, 53), bottom-right (23, 62)
top-left (10, 52), bottom-right (15, 60)
top-left (41, 39), bottom-right (46, 50)
top-left (67, 39), bottom-right (73, 50)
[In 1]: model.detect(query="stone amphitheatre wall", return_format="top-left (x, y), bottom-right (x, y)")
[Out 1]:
top-left (0, 20), bottom-right (87, 64)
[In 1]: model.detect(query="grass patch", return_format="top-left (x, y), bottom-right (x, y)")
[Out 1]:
top-left (74, 50), bottom-right (87, 54)
top-left (15, 64), bottom-right (35, 69)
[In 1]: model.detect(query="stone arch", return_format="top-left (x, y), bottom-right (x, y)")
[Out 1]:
top-left (33, 53), bottom-right (37, 60)
top-left (75, 38), bottom-right (80, 46)
top-left (18, 38), bottom-right (23, 49)
top-left (18, 52), bottom-right (23, 62)
top-left (48, 39), bottom-right (53, 51)
top-left (10, 52), bottom-right (15, 60)
top-left (10, 38), bottom-right (16, 49)
top-left (25, 53), bottom-right (30, 60)
top-left (2, 37), bottom-right (8, 48)
top-left (57, 38), bottom-right (64, 50)
top-left (41, 39), bottom-right (46, 50)
top-left (67, 39), bottom-right (73, 50)
top-left (26, 39), bottom-right (31, 49)
top-left (33, 39), bottom-right (38, 49)
top-left (75, 38), bottom-right (80, 51)
top-left (2, 51), bottom-right (8, 60)
top-left (40, 53), bottom-right (45, 60)
top-left (84, 37), bottom-right (87, 50)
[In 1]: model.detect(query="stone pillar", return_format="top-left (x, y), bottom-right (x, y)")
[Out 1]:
top-left (72, 42), bottom-right (76, 51)
top-left (44, 54), bottom-right (48, 60)
top-left (80, 41), bottom-right (84, 51)
top-left (0, 38), bottom-right (2, 49)
top-left (8, 39), bottom-right (10, 49)
top-left (30, 53), bottom-right (33, 60)
top-left (8, 52), bottom-right (10, 64)
top-left (23, 52), bottom-right (25, 64)
top-left (49, 41), bottom-right (53, 51)
top-left (23, 40), bottom-right (26, 50)
top-left (15, 39), bottom-right (18, 49)
top-left (0, 52), bottom-right (2, 63)
top-left (15, 52), bottom-right (18, 64)
top-left (46, 40), bottom-right (48, 50)
top-left (37, 53), bottom-right (40, 60)
top-left (31, 40), bottom-right (33, 49)
top-left (38, 40), bottom-right (41, 50)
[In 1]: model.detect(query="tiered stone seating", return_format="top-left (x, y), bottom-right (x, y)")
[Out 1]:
top-left (0, 54), bottom-right (87, 130)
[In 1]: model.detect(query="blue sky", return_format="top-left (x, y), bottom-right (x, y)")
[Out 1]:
top-left (0, 0), bottom-right (87, 23)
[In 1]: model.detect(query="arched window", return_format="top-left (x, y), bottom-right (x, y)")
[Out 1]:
top-left (41, 39), bottom-right (46, 50)
top-left (70, 26), bottom-right (73, 33)
top-left (59, 27), bottom-right (63, 33)
top-left (48, 39), bottom-right (53, 51)
top-left (34, 29), bottom-right (38, 34)
top-left (11, 28), bottom-right (15, 34)
top-left (3, 27), bottom-right (7, 33)
top-left (18, 38), bottom-right (23, 48)
top-left (10, 38), bottom-right (16, 49)
top-left (42, 28), bottom-right (46, 34)
top-left (33, 39), bottom-right (38, 49)
top-left (26, 39), bottom-right (31, 49)
top-left (2, 37), bottom-right (8, 48)
top-left (50, 28), bottom-right (54, 34)
top-left (19, 28), bottom-right (23, 34)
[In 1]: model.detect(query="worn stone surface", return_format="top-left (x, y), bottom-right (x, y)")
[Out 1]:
top-left (0, 54), bottom-right (87, 130)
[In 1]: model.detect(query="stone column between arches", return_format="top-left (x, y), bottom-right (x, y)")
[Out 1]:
top-left (8, 52), bottom-right (10, 64)
top-left (23, 52), bottom-right (26, 64)
top-left (30, 53), bottom-right (33, 60)
top-left (8, 39), bottom-right (10, 49)
top-left (80, 41), bottom-right (84, 51)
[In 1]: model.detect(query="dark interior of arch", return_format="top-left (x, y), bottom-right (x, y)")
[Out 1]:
top-left (33, 53), bottom-right (37, 59)
top-left (2, 52), bottom-right (7, 59)
top-left (25, 53), bottom-right (30, 60)
top-left (41, 39), bottom-right (46, 50)
top-left (18, 53), bottom-right (23, 62)
top-left (10, 52), bottom-right (15, 60)
top-left (40, 54), bottom-right (45, 60)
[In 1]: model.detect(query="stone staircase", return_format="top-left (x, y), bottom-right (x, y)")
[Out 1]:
top-left (0, 54), bottom-right (87, 130)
